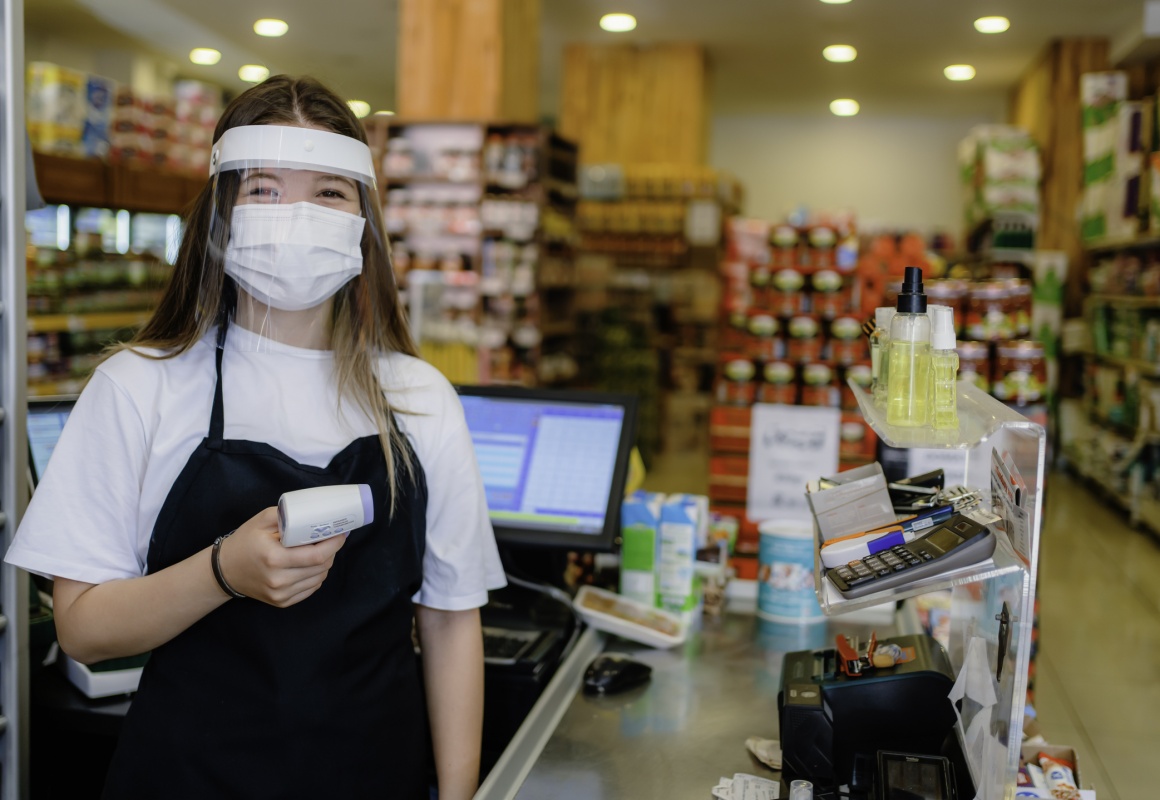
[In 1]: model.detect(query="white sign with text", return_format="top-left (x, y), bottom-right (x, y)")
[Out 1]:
top-left (747, 404), bottom-right (840, 523)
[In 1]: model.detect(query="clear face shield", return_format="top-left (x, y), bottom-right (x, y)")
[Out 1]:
top-left (205, 125), bottom-right (386, 349)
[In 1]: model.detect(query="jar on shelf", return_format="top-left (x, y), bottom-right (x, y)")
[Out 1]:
top-left (757, 361), bottom-right (796, 404)
top-left (811, 268), bottom-right (846, 319)
top-left (966, 281), bottom-right (1014, 341)
top-left (787, 314), bottom-right (823, 362)
top-left (771, 269), bottom-right (807, 318)
top-left (841, 363), bottom-right (872, 410)
top-left (800, 362), bottom-right (839, 407)
top-left (828, 315), bottom-right (867, 364)
top-left (1007, 279), bottom-right (1033, 337)
top-left (993, 340), bottom-right (1046, 405)
top-left (956, 341), bottom-right (991, 393)
top-left (926, 279), bottom-right (969, 335)
top-left (746, 312), bottom-right (783, 361)
top-left (717, 356), bottom-right (757, 406)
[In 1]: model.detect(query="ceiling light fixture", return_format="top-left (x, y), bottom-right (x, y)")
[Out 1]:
top-left (253, 18), bottom-right (289, 37)
top-left (238, 64), bottom-right (270, 83)
top-left (189, 48), bottom-right (221, 66)
top-left (599, 13), bottom-right (637, 32)
top-left (822, 44), bottom-right (857, 63)
top-left (373, 110), bottom-right (396, 116)
top-left (944, 64), bottom-right (976, 81)
top-left (819, 0), bottom-right (853, 4)
top-left (347, 100), bottom-right (371, 119)
top-left (974, 16), bottom-right (1010, 34)
top-left (830, 98), bottom-right (860, 117)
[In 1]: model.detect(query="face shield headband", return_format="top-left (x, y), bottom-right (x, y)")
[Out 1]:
top-left (207, 126), bottom-right (382, 314)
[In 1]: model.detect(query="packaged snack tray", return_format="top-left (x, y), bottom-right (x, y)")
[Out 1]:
top-left (574, 585), bottom-right (688, 649)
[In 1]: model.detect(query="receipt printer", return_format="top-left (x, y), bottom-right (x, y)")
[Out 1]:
top-left (778, 633), bottom-right (957, 788)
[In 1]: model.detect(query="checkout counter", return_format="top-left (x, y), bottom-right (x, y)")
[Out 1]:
top-left (478, 597), bottom-right (917, 800)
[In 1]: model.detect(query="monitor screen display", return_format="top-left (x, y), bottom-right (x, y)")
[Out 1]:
top-left (459, 387), bottom-right (635, 551)
top-left (28, 400), bottom-right (75, 486)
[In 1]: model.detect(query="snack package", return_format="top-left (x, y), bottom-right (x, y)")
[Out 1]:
top-left (1037, 752), bottom-right (1079, 800)
top-left (619, 491), bottom-right (664, 607)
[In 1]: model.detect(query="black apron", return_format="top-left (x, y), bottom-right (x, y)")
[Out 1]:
top-left (103, 327), bottom-right (430, 799)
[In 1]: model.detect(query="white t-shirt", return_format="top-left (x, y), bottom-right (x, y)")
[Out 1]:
top-left (6, 324), bottom-right (506, 611)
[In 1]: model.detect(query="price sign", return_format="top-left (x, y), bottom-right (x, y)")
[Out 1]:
top-left (747, 404), bottom-right (840, 523)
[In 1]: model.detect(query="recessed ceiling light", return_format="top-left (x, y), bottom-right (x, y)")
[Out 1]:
top-left (373, 110), bottom-right (396, 116)
top-left (944, 64), bottom-right (976, 81)
top-left (974, 16), bottom-right (1010, 34)
top-left (238, 64), bottom-right (270, 83)
top-left (823, 45), bottom-right (857, 63)
top-left (830, 98), bottom-right (860, 117)
top-left (819, 0), bottom-right (853, 4)
top-left (189, 48), bottom-right (221, 66)
top-left (253, 18), bottom-right (289, 37)
top-left (347, 100), bottom-right (371, 119)
top-left (600, 13), bottom-right (637, 32)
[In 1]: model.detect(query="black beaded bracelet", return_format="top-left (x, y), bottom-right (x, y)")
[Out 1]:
top-left (211, 530), bottom-right (247, 600)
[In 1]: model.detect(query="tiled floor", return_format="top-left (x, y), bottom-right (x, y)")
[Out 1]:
top-left (642, 452), bottom-right (1159, 798)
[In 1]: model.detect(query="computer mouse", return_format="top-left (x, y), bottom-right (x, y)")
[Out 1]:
top-left (583, 653), bottom-right (652, 695)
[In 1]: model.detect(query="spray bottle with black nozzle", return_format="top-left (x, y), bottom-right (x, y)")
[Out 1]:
top-left (886, 266), bottom-right (931, 427)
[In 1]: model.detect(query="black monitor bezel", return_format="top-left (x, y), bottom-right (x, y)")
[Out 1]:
top-left (455, 384), bottom-right (637, 553)
top-left (27, 396), bottom-right (78, 488)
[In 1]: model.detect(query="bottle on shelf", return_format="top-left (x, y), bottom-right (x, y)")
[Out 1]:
top-left (929, 304), bottom-right (959, 431)
top-left (871, 306), bottom-right (896, 408)
top-left (886, 266), bottom-right (931, 427)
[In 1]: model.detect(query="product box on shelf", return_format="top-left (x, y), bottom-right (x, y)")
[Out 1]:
top-left (708, 455), bottom-right (748, 504)
top-left (709, 405), bottom-right (751, 453)
top-left (27, 62), bottom-right (87, 157)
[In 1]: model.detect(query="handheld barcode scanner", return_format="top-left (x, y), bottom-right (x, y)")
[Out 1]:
top-left (278, 484), bottom-right (374, 547)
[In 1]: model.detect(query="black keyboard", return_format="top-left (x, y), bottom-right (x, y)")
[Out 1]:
top-left (482, 627), bottom-right (545, 666)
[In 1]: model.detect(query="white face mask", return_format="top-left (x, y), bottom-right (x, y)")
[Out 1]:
top-left (224, 201), bottom-right (366, 311)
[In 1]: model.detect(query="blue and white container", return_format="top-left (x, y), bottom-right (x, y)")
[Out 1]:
top-left (757, 520), bottom-right (825, 623)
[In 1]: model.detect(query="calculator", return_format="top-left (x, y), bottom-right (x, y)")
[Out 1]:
top-left (824, 513), bottom-right (996, 599)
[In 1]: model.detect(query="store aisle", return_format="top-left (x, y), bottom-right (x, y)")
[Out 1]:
top-left (1034, 471), bottom-right (1160, 800)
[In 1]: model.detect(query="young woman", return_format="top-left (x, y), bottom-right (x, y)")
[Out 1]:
top-left (6, 75), bottom-right (504, 799)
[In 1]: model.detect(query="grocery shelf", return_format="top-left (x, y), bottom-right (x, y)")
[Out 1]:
top-left (28, 311), bottom-right (152, 334)
top-left (1077, 349), bottom-right (1160, 376)
top-left (1086, 293), bottom-right (1160, 308)
top-left (1083, 232), bottom-right (1160, 253)
top-left (812, 525), bottom-right (1028, 616)
top-left (848, 378), bottom-right (1037, 450)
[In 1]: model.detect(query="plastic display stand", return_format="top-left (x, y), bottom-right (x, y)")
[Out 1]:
top-left (812, 379), bottom-right (1046, 799)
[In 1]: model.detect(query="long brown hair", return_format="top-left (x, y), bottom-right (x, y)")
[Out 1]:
top-left (124, 75), bottom-right (418, 509)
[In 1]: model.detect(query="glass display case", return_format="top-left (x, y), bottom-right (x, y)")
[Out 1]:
top-left (814, 379), bottom-right (1046, 799)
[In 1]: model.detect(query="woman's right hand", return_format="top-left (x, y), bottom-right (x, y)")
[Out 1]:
top-left (216, 507), bottom-right (349, 607)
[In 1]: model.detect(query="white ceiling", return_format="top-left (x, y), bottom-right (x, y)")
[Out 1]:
top-left (24, 0), bottom-right (1149, 120)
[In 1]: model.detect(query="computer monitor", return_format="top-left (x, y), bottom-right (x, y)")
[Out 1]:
top-left (457, 385), bottom-right (637, 552)
top-left (27, 398), bottom-right (76, 488)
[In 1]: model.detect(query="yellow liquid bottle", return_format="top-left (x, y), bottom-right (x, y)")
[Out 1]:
top-left (885, 267), bottom-right (932, 427)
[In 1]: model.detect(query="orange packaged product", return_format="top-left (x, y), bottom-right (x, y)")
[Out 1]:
top-left (721, 309), bottom-right (750, 351)
top-left (787, 315), bottom-right (824, 362)
top-left (715, 356), bottom-right (757, 406)
top-left (828, 315), bottom-right (867, 364)
top-left (806, 226), bottom-right (838, 269)
top-left (757, 361), bottom-right (797, 404)
top-left (746, 312), bottom-right (783, 361)
top-left (770, 225), bottom-right (799, 269)
top-left (800, 362), bottom-right (839, 407)
top-left (770, 268), bottom-right (807, 317)
top-left (839, 415), bottom-right (877, 461)
top-left (709, 406), bottom-right (752, 454)
top-left (709, 455), bottom-right (749, 503)
top-left (841, 362), bottom-right (872, 410)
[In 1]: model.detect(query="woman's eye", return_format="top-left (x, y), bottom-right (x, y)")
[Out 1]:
top-left (319, 189), bottom-right (348, 200)
top-left (249, 187), bottom-right (278, 197)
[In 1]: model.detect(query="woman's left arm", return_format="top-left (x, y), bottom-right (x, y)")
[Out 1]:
top-left (416, 604), bottom-right (484, 800)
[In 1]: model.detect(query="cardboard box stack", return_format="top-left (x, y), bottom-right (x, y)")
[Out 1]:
top-left (27, 63), bottom-right (221, 174)
top-left (711, 216), bottom-right (876, 578)
top-left (958, 124), bottom-right (1041, 237)
top-left (1081, 71), bottom-right (1152, 241)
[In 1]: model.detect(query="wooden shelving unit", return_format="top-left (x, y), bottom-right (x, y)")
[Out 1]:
top-left (33, 152), bottom-right (202, 215)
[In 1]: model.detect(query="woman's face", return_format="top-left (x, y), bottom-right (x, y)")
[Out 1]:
top-left (235, 167), bottom-right (362, 216)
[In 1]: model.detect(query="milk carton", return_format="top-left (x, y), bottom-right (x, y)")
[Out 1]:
top-left (619, 490), bottom-right (663, 606)
top-left (658, 494), bottom-right (708, 614)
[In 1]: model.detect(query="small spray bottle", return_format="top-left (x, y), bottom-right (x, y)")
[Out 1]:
top-left (871, 307), bottom-right (897, 408)
top-left (930, 305), bottom-right (959, 431)
top-left (886, 266), bottom-right (932, 427)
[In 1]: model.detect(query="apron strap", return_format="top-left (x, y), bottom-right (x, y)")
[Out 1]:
top-left (210, 325), bottom-right (227, 442)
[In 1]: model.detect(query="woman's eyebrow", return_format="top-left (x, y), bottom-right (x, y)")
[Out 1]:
top-left (240, 171), bottom-right (285, 183)
top-left (317, 175), bottom-right (359, 192)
